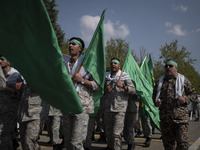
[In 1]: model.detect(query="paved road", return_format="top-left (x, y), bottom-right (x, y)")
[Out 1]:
top-left (17, 120), bottom-right (200, 150)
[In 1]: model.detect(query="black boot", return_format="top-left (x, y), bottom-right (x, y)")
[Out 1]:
top-left (12, 139), bottom-right (19, 150)
top-left (135, 129), bottom-right (142, 137)
top-left (92, 131), bottom-right (95, 141)
top-left (143, 137), bottom-right (151, 147)
top-left (53, 144), bottom-right (63, 150)
top-left (127, 144), bottom-right (135, 150)
top-left (105, 146), bottom-right (112, 150)
top-left (152, 127), bottom-right (155, 134)
top-left (98, 132), bottom-right (106, 142)
top-left (84, 148), bottom-right (92, 150)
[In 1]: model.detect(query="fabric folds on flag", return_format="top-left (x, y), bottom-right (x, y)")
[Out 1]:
top-left (82, 9), bottom-right (106, 117)
top-left (0, 0), bottom-right (83, 115)
top-left (148, 55), bottom-right (155, 86)
top-left (123, 50), bottom-right (160, 130)
top-left (140, 56), bottom-right (153, 86)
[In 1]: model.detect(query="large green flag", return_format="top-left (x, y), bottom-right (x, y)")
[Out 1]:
top-left (123, 50), bottom-right (160, 130)
top-left (0, 0), bottom-right (83, 115)
top-left (148, 55), bottom-right (155, 86)
top-left (82, 9), bottom-right (106, 117)
top-left (140, 56), bottom-right (153, 86)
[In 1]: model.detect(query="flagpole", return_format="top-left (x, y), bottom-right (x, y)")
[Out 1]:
top-left (77, 64), bottom-right (83, 73)
top-left (118, 69), bottom-right (123, 81)
top-left (73, 64), bottom-right (83, 84)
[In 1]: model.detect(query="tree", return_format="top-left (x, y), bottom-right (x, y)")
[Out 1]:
top-left (154, 39), bottom-right (200, 93)
top-left (159, 39), bottom-right (196, 67)
top-left (43, 0), bottom-right (65, 47)
top-left (138, 46), bottom-right (147, 65)
top-left (105, 38), bottom-right (137, 70)
top-left (154, 60), bottom-right (165, 80)
top-left (60, 39), bottom-right (70, 55)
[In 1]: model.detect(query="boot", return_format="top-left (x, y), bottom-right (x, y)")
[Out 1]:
top-left (105, 146), bottom-right (112, 150)
top-left (143, 137), bottom-right (151, 147)
top-left (127, 144), bottom-right (135, 150)
top-left (53, 144), bottom-right (63, 150)
top-left (12, 139), bottom-right (19, 150)
top-left (98, 132), bottom-right (106, 142)
top-left (152, 127), bottom-right (155, 134)
top-left (84, 148), bottom-right (92, 150)
top-left (92, 131), bottom-right (95, 141)
top-left (135, 129), bottom-right (142, 137)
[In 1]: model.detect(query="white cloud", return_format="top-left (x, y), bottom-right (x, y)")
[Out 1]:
top-left (80, 15), bottom-right (130, 43)
top-left (165, 22), bottom-right (186, 36)
top-left (191, 28), bottom-right (200, 33)
top-left (196, 28), bottom-right (200, 33)
top-left (80, 15), bottom-right (100, 42)
top-left (165, 22), bottom-right (172, 27)
top-left (173, 4), bottom-right (188, 12)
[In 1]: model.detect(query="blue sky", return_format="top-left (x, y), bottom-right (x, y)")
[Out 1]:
top-left (56, 0), bottom-right (200, 74)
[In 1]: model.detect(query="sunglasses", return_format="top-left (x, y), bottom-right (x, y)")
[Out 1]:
top-left (165, 64), bottom-right (174, 68)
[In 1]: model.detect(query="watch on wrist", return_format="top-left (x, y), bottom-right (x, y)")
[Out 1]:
top-left (81, 79), bottom-right (85, 85)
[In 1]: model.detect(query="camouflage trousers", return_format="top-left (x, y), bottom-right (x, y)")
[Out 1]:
top-left (0, 100), bottom-right (19, 150)
top-left (84, 117), bottom-right (95, 149)
top-left (160, 118), bottom-right (189, 150)
top-left (46, 116), bottom-right (61, 145)
top-left (20, 119), bottom-right (41, 150)
top-left (141, 111), bottom-right (152, 138)
top-left (123, 101), bottom-right (139, 144)
top-left (104, 112), bottom-right (125, 150)
top-left (95, 108), bottom-right (105, 133)
top-left (63, 112), bottom-right (89, 150)
top-left (0, 118), bottom-right (17, 150)
top-left (123, 111), bottom-right (137, 144)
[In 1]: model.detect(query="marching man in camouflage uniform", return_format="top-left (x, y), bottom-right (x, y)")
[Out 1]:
top-left (103, 58), bottom-right (136, 150)
top-left (123, 94), bottom-right (138, 150)
top-left (153, 60), bottom-right (197, 150)
top-left (46, 105), bottom-right (62, 148)
top-left (0, 64), bottom-right (6, 90)
top-left (0, 56), bottom-right (23, 149)
top-left (19, 85), bottom-right (50, 150)
top-left (63, 37), bottom-right (99, 150)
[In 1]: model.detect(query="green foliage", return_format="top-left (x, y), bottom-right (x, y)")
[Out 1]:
top-left (155, 39), bottom-right (200, 93)
top-left (43, 0), bottom-right (65, 47)
top-left (154, 60), bottom-right (165, 80)
top-left (60, 39), bottom-right (69, 55)
top-left (159, 39), bottom-right (196, 65)
top-left (105, 38), bottom-right (138, 70)
top-left (106, 38), bottom-right (129, 67)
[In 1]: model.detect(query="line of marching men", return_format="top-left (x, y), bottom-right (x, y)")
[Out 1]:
top-left (0, 37), bottom-right (198, 150)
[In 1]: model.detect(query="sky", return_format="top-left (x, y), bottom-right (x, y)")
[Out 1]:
top-left (55, 0), bottom-right (200, 74)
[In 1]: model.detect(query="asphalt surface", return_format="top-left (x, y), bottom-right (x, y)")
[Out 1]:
top-left (16, 119), bottom-right (200, 150)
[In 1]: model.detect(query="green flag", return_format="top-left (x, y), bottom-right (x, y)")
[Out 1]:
top-left (123, 50), bottom-right (160, 130)
top-left (140, 56), bottom-right (153, 86)
top-left (0, 0), bottom-right (83, 115)
top-left (148, 55), bottom-right (155, 86)
top-left (82, 9), bottom-right (106, 117)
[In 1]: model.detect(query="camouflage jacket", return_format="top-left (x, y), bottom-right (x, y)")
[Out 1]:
top-left (126, 94), bottom-right (139, 113)
top-left (153, 75), bottom-right (197, 124)
top-left (102, 78), bottom-right (136, 113)
top-left (0, 67), bottom-right (6, 90)
top-left (19, 86), bottom-right (49, 122)
top-left (77, 75), bottom-right (99, 114)
top-left (67, 59), bottom-right (99, 114)
top-left (48, 105), bottom-right (62, 116)
top-left (0, 67), bottom-right (22, 119)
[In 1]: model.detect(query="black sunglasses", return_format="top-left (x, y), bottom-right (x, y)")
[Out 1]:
top-left (165, 64), bottom-right (174, 68)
